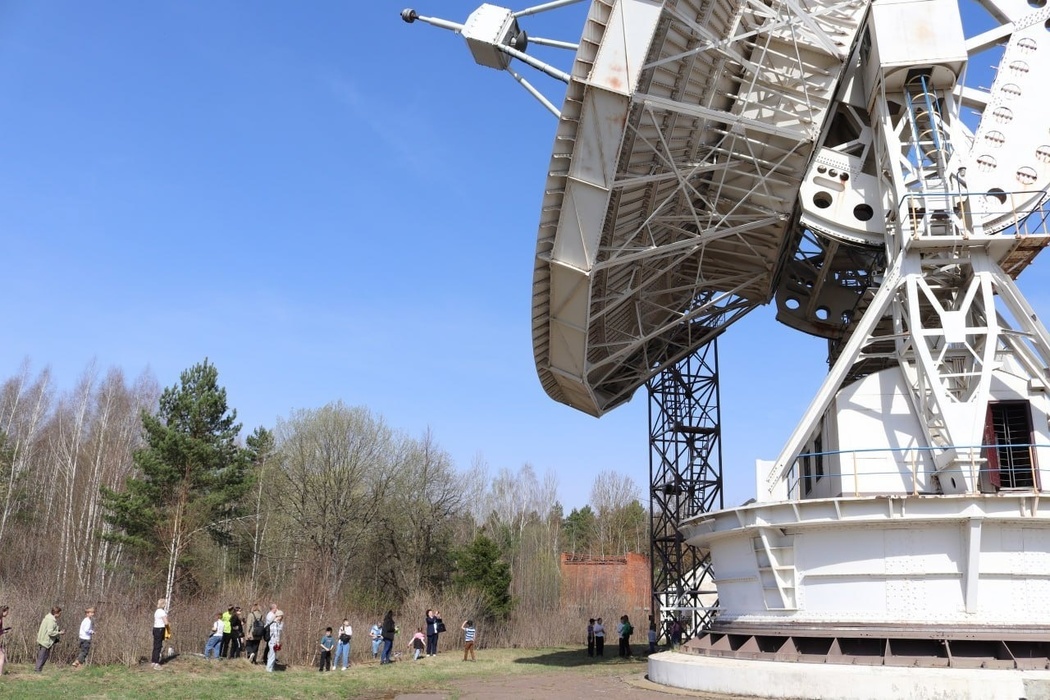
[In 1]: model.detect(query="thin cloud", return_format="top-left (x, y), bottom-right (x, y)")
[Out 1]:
top-left (323, 70), bottom-right (462, 191)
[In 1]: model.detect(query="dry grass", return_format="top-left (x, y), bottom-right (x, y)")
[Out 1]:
top-left (0, 645), bottom-right (649, 699)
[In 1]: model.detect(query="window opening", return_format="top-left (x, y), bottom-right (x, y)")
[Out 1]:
top-left (985, 401), bottom-right (1036, 489)
top-left (803, 434), bottom-right (825, 495)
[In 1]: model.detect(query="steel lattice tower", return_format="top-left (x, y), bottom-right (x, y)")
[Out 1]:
top-left (648, 340), bottom-right (723, 640)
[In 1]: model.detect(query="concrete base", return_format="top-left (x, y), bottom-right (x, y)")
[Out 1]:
top-left (647, 651), bottom-right (1050, 699)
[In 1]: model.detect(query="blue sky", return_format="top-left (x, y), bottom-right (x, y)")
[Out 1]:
top-left (1, 1), bottom-right (1046, 512)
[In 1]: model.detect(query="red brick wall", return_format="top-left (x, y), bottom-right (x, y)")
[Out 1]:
top-left (559, 552), bottom-right (651, 616)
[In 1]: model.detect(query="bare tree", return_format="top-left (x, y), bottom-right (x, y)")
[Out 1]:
top-left (44, 365), bottom-right (157, 596)
top-left (92, 368), bottom-right (159, 594)
top-left (50, 365), bottom-right (95, 593)
top-left (274, 402), bottom-right (399, 601)
top-left (590, 470), bottom-right (642, 556)
top-left (376, 428), bottom-right (466, 594)
top-left (0, 362), bottom-right (52, 548)
top-left (244, 426), bottom-right (276, 589)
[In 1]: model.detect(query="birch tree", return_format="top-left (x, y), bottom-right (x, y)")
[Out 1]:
top-left (245, 426), bottom-right (276, 589)
top-left (590, 470), bottom-right (643, 556)
top-left (0, 362), bottom-right (52, 548)
top-left (43, 365), bottom-right (156, 596)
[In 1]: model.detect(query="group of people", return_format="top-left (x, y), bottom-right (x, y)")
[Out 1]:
top-left (184, 602), bottom-right (486, 671)
top-left (4, 599), bottom-right (481, 674)
top-left (1, 605), bottom-right (98, 674)
top-left (368, 609), bottom-right (477, 665)
top-left (585, 614), bottom-right (642, 658)
top-left (152, 599), bottom-right (286, 673)
top-left (403, 610), bottom-right (476, 662)
top-left (585, 615), bottom-right (684, 658)
top-left (202, 605), bottom-right (476, 671)
top-left (317, 617), bottom-right (353, 671)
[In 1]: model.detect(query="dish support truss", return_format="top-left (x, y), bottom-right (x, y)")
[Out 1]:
top-left (532, 0), bottom-right (869, 418)
top-left (404, 0), bottom-right (863, 635)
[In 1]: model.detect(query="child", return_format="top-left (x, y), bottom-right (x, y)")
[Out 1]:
top-left (369, 621), bottom-right (382, 659)
top-left (461, 619), bottom-right (476, 661)
top-left (319, 627), bottom-right (334, 672)
top-left (409, 627), bottom-right (426, 660)
top-left (73, 607), bottom-right (95, 668)
top-left (204, 613), bottom-right (223, 660)
top-left (647, 622), bottom-right (657, 654)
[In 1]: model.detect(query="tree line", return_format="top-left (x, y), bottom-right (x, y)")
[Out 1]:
top-left (0, 359), bottom-right (649, 664)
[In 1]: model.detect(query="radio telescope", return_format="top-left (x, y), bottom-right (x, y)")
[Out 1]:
top-left (405, 0), bottom-right (1050, 695)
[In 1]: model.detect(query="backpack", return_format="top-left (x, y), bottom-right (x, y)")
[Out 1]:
top-left (251, 616), bottom-right (265, 640)
top-left (262, 621), bottom-right (272, 642)
top-left (623, 623), bottom-right (633, 636)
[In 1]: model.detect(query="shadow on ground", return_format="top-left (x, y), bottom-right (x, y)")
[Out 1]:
top-left (512, 648), bottom-right (648, 668)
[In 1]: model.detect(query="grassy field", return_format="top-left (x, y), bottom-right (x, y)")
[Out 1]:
top-left (0, 647), bottom-right (649, 699)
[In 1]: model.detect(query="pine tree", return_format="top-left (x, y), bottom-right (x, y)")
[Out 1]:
top-left (452, 534), bottom-right (514, 621)
top-left (101, 359), bottom-right (252, 606)
top-left (561, 505), bottom-right (597, 555)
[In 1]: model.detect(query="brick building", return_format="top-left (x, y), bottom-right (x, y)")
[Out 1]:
top-left (559, 552), bottom-right (651, 617)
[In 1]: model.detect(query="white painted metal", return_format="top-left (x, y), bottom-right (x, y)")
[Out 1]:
top-left (771, 0), bottom-right (1050, 494)
top-left (649, 652), bottom-right (1050, 700)
top-left (533, 0), bottom-right (870, 416)
top-left (461, 4), bottom-right (521, 69)
top-left (670, 0), bottom-right (1050, 685)
top-left (400, 2), bottom-right (584, 116)
top-left (406, 0), bottom-right (1050, 692)
top-left (684, 493), bottom-right (1050, 627)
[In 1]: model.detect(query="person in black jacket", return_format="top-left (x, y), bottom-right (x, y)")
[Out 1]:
top-left (228, 607), bottom-right (244, 658)
top-left (425, 609), bottom-right (440, 656)
top-left (380, 610), bottom-right (396, 664)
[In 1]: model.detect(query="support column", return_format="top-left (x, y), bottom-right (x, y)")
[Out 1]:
top-left (649, 340), bottom-right (723, 640)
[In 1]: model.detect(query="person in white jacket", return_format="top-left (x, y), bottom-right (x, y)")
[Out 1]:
top-left (72, 607), bottom-right (96, 668)
top-left (266, 611), bottom-right (284, 672)
top-left (592, 617), bottom-right (606, 656)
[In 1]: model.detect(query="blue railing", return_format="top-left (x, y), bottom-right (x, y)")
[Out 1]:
top-left (787, 441), bottom-right (1043, 499)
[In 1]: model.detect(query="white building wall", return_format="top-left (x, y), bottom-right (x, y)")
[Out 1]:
top-left (798, 366), bottom-right (1050, 499)
top-left (832, 368), bottom-right (934, 495)
top-left (697, 497), bottom-right (1050, 627)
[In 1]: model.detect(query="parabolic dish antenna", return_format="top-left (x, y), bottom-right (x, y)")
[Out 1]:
top-left (406, 1), bottom-right (1050, 692)
top-left (407, 0), bottom-right (1050, 421)
top-left (529, 0), bottom-right (1050, 421)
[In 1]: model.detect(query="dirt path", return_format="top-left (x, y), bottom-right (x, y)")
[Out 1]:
top-left (396, 668), bottom-right (748, 700)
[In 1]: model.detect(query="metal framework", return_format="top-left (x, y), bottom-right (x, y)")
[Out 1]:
top-left (648, 340), bottom-right (723, 639)
top-left (767, 0), bottom-right (1050, 494)
top-left (404, 1), bottom-right (1050, 671)
top-left (531, 0), bottom-right (869, 417)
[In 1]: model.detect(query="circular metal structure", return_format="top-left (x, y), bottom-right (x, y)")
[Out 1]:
top-left (406, 1), bottom-right (1050, 695)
